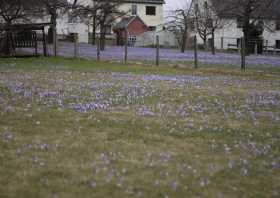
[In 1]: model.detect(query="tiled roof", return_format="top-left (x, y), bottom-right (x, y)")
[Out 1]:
top-left (114, 16), bottom-right (136, 29)
top-left (114, 16), bottom-right (147, 29)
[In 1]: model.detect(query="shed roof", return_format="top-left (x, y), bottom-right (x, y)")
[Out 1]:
top-left (0, 23), bottom-right (51, 31)
top-left (114, 16), bottom-right (147, 30)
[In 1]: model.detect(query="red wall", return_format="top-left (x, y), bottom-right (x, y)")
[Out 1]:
top-left (127, 18), bottom-right (149, 36)
top-left (115, 17), bottom-right (149, 45)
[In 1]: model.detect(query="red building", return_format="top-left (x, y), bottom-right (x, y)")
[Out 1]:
top-left (114, 16), bottom-right (149, 46)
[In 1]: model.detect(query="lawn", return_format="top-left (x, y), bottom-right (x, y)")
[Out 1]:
top-left (0, 57), bottom-right (280, 198)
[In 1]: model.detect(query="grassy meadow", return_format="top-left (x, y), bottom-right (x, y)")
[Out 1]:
top-left (0, 57), bottom-right (280, 198)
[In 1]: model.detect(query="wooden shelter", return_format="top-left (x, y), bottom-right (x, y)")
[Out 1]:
top-left (0, 23), bottom-right (51, 57)
top-left (114, 16), bottom-right (149, 46)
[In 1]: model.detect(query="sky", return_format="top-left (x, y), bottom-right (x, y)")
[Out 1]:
top-left (164, 0), bottom-right (188, 10)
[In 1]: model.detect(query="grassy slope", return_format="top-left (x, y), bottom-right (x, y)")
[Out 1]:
top-left (0, 57), bottom-right (280, 198)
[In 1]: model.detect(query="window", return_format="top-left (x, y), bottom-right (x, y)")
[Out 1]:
top-left (128, 36), bottom-right (137, 46)
top-left (276, 40), bottom-right (280, 49)
top-left (146, 6), bottom-right (156, 16)
top-left (132, 4), bottom-right (137, 15)
top-left (237, 17), bottom-right (243, 28)
top-left (148, 26), bottom-right (156, 31)
top-left (237, 38), bottom-right (241, 48)
top-left (276, 20), bottom-right (280, 31)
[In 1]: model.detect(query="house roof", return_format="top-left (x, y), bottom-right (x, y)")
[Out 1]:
top-left (0, 23), bottom-right (51, 31)
top-left (114, 16), bottom-right (147, 30)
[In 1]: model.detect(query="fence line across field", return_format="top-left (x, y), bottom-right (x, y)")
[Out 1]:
top-left (46, 32), bottom-right (280, 71)
top-left (62, 34), bottom-right (247, 70)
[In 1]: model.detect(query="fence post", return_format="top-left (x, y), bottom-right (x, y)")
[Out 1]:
top-left (124, 33), bottom-right (128, 64)
top-left (74, 33), bottom-right (79, 58)
top-left (35, 35), bottom-right (38, 56)
top-left (194, 35), bottom-right (198, 69)
top-left (254, 42), bottom-right (258, 55)
top-left (53, 26), bottom-right (57, 57)
top-left (97, 38), bottom-right (100, 61)
top-left (156, 35), bottom-right (159, 66)
top-left (241, 37), bottom-right (246, 71)
top-left (221, 37), bottom-right (224, 50)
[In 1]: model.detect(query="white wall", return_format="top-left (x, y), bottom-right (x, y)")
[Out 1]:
top-left (118, 3), bottom-right (164, 30)
top-left (135, 30), bottom-right (178, 47)
top-left (59, 2), bottom-right (165, 43)
top-left (193, 0), bottom-right (280, 50)
top-left (210, 20), bottom-right (280, 49)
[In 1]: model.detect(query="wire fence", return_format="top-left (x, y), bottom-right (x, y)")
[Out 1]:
top-left (19, 31), bottom-right (280, 70)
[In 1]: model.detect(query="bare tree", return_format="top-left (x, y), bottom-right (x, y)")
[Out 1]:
top-left (74, 0), bottom-right (126, 50)
top-left (73, 0), bottom-right (100, 45)
top-left (38, 0), bottom-right (69, 44)
top-left (211, 0), bottom-right (278, 54)
top-left (165, 2), bottom-right (193, 53)
top-left (194, 1), bottom-right (226, 54)
top-left (74, 0), bottom-right (98, 45)
top-left (0, 0), bottom-right (38, 26)
top-left (36, 0), bottom-right (78, 56)
top-left (194, 2), bottom-right (211, 50)
top-left (98, 1), bottom-right (127, 50)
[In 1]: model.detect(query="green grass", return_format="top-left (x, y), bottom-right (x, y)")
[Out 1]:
top-left (0, 57), bottom-right (280, 198)
top-left (1, 56), bottom-right (280, 76)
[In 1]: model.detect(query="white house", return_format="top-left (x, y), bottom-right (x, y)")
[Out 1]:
top-left (57, 0), bottom-right (165, 43)
top-left (193, 0), bottom-right (280, 52)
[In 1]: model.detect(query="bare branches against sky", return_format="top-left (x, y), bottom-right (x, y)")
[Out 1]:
top-left (165, 0), bottom-right (190, 10)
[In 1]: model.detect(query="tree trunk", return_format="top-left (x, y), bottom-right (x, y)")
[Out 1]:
top-left (100, 24), bottom-right (106, 51)
top-left (50, 14), bottom-right (58, 56)
top-left (92, 14), bottom-right (96, 45)
top-left (180, 28), bottom-right (187, 53)
top-left (203, 38), bottom-right (207, 50)
top-left (49, 14), bottom-right (57, 44)
top-left (242, 13), bottom-right (251, 55)
top-left (211, 31), bottom-right (215, 55)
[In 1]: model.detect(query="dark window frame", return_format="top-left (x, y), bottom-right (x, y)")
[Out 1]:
top-left (276, 40), bottom-right (280, 49)
top-left (148, 26), bottom-right (156, 31)
top-left (237, 17), bottom-right (243, 28)
top-left (146, 6), bottom-right (156, 16)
